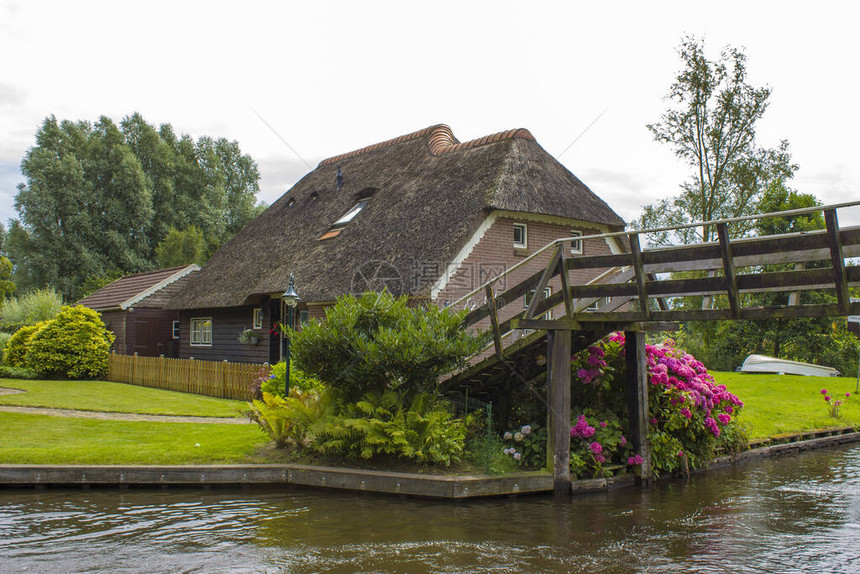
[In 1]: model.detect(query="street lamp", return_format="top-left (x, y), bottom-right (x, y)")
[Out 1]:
top-left (281, 273), bottom-right (300, 396)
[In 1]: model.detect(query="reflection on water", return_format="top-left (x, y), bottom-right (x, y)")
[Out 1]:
top-left (2, 444), bottom-right (860, 573)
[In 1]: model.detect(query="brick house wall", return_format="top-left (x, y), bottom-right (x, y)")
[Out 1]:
top-left (434, 214), bottom-right (623, 324)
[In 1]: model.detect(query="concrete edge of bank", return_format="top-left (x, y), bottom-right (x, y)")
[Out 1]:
top-left (1, 427), bottom-right (857, 499)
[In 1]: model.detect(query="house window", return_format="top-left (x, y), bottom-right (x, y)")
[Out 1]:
top-left (253, 308), bottom-right (263, 330)
top-left (513, 223), bottom-right (528, 248)
top-left (172, 321), bottom-right (180, 340)
top-left (299, 310), bottom-right (309, 325)
top-left (334, 200), bottom-right (368, 226)
top-left (524, 287), bottom-right (552, 319)
top-left (570, 230), bottom-right (583, 255)
top-left (190, 317), bottom-right (212, 346)
top-left (320, 200), bottom-right (369, 240)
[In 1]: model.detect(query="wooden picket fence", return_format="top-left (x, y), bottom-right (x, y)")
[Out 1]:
top-left (107, 353), bottom-right (263, 401)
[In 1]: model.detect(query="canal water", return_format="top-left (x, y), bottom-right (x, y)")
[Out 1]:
top-left (2, 444), bottom-right (860, 573)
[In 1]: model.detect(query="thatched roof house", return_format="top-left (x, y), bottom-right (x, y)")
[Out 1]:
top-left (168, 124), bottom-right (625, 363)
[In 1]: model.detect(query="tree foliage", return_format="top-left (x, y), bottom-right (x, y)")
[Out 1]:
top-left (0, 287), bottom-right (64, 331)
top-left (155, 226), bottom-right (207, 268)
top-left (292, 291), bottom-right (485, 402)
top-left (0, 256), bottom-right (14, 299)
top-left (9, 113), bottom-right (262, 300)
top-left (635, 37), bottom-right (796, 245)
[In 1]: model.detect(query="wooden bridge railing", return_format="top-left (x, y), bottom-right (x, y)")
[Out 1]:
top-left (445, 200), bottom-right (860, 497)
top-left (454, 201), bottom-right (860, 350)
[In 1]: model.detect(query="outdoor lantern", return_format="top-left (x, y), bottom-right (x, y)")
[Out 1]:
top-left (281, 273), bottom-right (300, 396)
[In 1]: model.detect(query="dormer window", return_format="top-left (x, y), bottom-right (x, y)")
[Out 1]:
top-left (320, 200), bottom-right (369, 240)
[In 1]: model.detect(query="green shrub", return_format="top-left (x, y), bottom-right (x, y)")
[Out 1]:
top-left (24, 306), bottom-right (115, 379)
top-left (0, 288), bottom-right (63, 331)
top-left (311, 391), bottom-right (466, 466)
top-left (0, 332), bottom-right (12, 363)
top-left (262, 362), bottom-right (325, 396)
top-left (292, 291), bottom-right (485, 401)
top-left (0, 364), bottom-right (39, 379)
top-left (3, 324), bottom-right (42, 367)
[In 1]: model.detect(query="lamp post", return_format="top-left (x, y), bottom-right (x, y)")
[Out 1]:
top-left (281, 273), bottom-right (300, 396)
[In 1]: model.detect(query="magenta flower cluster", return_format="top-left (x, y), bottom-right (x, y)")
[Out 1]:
top-left (570, 414), bottom-right (596, 438)
top-left (576, 345), bottom-right (607, 384)
top-left (822, 389), bottom-right (849, 418)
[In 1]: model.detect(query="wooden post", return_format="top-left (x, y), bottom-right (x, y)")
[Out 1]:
top-left (824, 209), bottom-right (850, 314)
top-left (222, 360), bottom-right (228, 399)
top-left (624, 331), bottom-right (652, 483)
top-left (546, 329), bottom-right (571, 497)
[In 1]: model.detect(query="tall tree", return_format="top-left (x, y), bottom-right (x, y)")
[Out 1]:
top-left (9, 113), bottom-right (263, 300)
top-left (155, 226), bottom-right (207, 267)
top-left (636, 37), bottom-right (797, 246)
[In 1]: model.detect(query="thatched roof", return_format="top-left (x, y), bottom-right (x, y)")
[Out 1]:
top-left (78, 265), bottom-right (199, 311)
top-left (169, 124), bottom-right (624, 310)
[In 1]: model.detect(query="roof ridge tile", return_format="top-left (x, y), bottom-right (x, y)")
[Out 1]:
top-left (318, 124), bottom-right (535, 167)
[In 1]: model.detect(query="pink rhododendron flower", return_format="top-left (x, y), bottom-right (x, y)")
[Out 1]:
top-left (717, 413), bottom-right (731, 425)
top-left (600, 421), bottom-right (608, 428)
top-left (821, 389), bottom-right (828, 395)
top-left (627, 454), bottom-right (643, 466)
top-left (590, 441), bottom-right (603, 454)
top-left (680, 408), bottom-right (692, 419)
top-left (619, 436), bottom-right (627, 446)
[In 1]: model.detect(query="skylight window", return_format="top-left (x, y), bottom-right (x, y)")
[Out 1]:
top-left (319, 200), bottom-right (369, 240)
top-left (333, 200), bottom-right (368, 227)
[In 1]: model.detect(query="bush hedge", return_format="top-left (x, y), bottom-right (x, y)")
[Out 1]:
top-left (3, 324), bottom-right (42, 367)
top-left (24, 306), bottom-right (114, 379)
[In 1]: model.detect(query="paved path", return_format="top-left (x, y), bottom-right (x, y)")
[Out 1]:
top-left (0, 386), bottom-right (250, 423)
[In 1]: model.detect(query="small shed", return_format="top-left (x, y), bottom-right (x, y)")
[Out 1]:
top-left (77, 265), bottom-right (200, 357)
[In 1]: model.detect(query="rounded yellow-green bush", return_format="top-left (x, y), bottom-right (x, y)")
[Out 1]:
top-left (24, 306), bottom-right (115, 379)
top-left (3, 323), bottom-right (43, 367)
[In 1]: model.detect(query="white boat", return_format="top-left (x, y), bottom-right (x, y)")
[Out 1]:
top-left (740, 354), bottom-right (840, 377)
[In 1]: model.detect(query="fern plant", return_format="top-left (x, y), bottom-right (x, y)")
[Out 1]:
top-left (311, 391), bottom-right (466, 466)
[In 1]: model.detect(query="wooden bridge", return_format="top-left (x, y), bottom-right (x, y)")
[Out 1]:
top-left (441, 201), bottom-right (860, 496)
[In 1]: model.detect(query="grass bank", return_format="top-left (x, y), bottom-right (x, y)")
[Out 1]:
top-left (0, 411), bottom-right (268, 465)
top-left (0, 378), bottom-right (245, 417)
top-left (712, 371), bottom-right (860, 439)
top-left (1, 374), bottom-right (859, 466)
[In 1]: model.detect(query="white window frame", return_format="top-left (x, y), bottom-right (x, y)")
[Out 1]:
top-left (172, 320), bottom-right (180, 340)
top-left (253, 308), bottom-right (263, 330)
top-left (524, 287), bottom-right (552, 319)
top-left (513, 222), bottom-right (528, 249)
top-left (570, 230), bottom-right (583, 255)
top-left (190, 317), bottom-right (212, 346)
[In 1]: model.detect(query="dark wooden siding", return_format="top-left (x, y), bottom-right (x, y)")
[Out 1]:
top-left (179, 305), bottom-right (271, 363)
top-left (100, 308), bottom-right (179, 357)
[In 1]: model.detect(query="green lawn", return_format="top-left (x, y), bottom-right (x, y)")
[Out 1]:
top-left (0, 411), bottom-right (269, 465)
top-left (713, 371), bottom-right (860, 439)
top-left (0, 378), bottom-right (246, 417)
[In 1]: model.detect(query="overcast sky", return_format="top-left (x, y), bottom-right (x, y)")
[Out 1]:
top-left (2, 0), bottom-right (858, 230)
